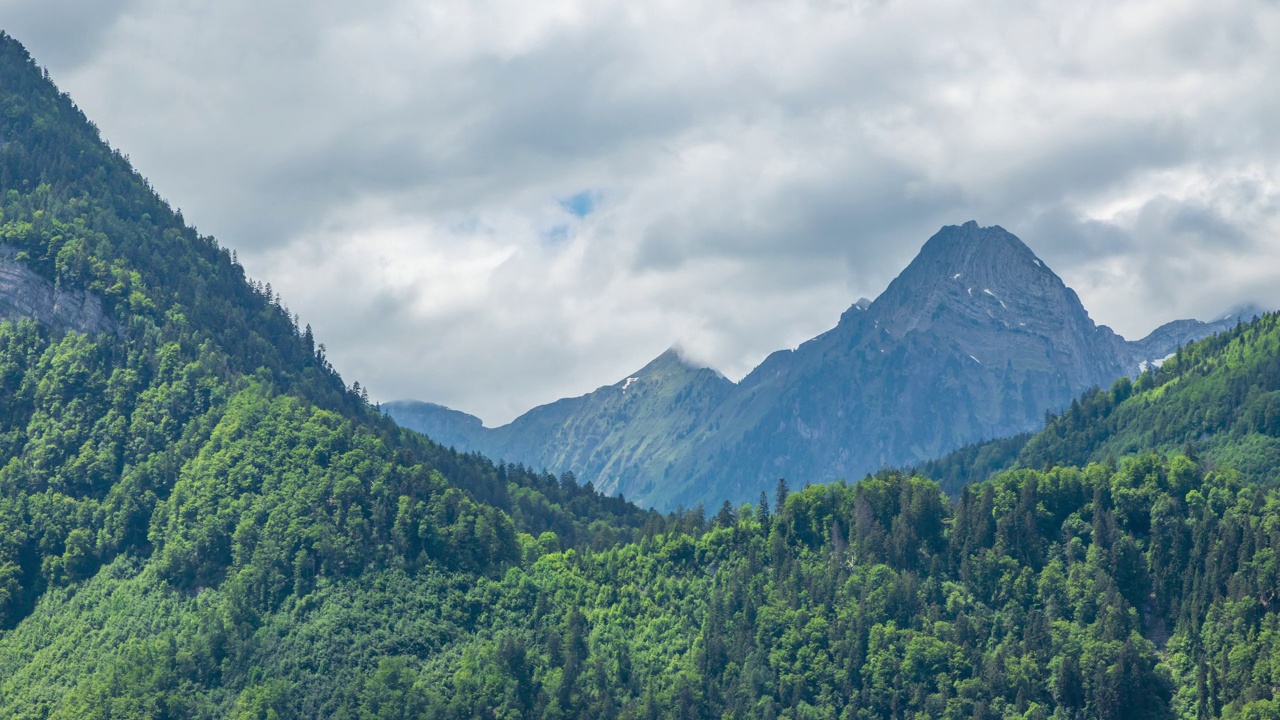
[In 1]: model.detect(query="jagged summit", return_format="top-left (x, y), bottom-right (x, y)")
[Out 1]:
top-left (914, 221), bottom-right (1038, 266)
top-left (834, 223), bottom-right (1060, 330)
top-left (892, 222), bottom-right (1048, 292)
top-left (626, 345), bottom-right (726, 384)
top-left (634, 346), bottom-right (696, 374)
top-left (869, 223), bottom-right (1072, 329)
top-left (925, 223), bottom-right (1053, 295)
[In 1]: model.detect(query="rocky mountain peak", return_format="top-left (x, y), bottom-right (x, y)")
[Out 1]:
top-left (626, 346), bottom-right (724, 385)
top-left (914, 221), bottom-right (1040, 269)
top-left (856, 222), bottom-right (1091, 343)
top-left (881, 222), bottom-right (1057, 306)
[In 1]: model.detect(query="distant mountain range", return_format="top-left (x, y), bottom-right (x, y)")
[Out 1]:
top-left (387, 222), bottom-right (1263, 510)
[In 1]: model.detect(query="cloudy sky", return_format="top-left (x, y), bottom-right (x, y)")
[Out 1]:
top-left (4, 0), bottom-right (1280, 424)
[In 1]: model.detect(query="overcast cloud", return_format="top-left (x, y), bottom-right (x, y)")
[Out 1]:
top-left (4, 0), bottom-right (1280, 424)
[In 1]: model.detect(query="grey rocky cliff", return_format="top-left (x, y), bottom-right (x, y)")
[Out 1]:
top-left (1124, 305), bottom-right (1264, 372)
top-left (0, 246), bottom-right (118, 335)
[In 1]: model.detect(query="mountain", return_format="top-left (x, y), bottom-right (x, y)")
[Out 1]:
top-left (391, 222), bottom-right (1259, 509)
top-left (385, 346), bottom-right (734, 498)
top-left (1128, 308), bottom-right (1266, 367)
top-left (380, 400), bottom-right (487, 450)
top-left (919, 308), bottom-right (1280, 495)
top-left (0, 32), bottom-right (654, 715)
top-left (484, 347), bottom-right (733, 492)
top-left (7, 31), bottom-right (1280, 719)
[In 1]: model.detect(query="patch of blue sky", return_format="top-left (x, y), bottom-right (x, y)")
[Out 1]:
top-left (559, 190), bottom-right (599, 218)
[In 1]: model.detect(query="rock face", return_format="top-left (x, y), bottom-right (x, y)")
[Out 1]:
top-left (388, 222), bottom-right (1261, 510)
top-left (0, 247), bottom-right (118, 335)
top-left (1127, 309), bottom-right (1264, 370)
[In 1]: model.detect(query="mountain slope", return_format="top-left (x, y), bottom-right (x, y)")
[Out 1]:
top-left (387, 346), bottom-right (735, 500)
top-left (380, 400), bottom-right (487, 450)
top-left (920, 310), bottom-right (1280, 495)
top-left (393, 222), bottom-right (1257, 510)
top-left (0, 32), bottom-right (657, 716)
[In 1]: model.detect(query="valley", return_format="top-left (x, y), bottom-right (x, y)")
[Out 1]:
top-left (0, 29), bottom-right (1277, 720)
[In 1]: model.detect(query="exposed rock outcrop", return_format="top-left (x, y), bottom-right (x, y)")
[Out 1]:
top-left (0, 246), bottom-right (119, 336)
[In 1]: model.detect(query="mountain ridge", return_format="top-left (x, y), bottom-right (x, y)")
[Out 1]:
top-left (917, 307), bottom-right (1280, 495)
top-left (390, 221), bottom-right (1263, 509)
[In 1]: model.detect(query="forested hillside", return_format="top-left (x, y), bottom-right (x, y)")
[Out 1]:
top-left (0, 31), bottom-right (658, 716)
top-left (408, 457), bottom-right (1280, 720)
top-left (4, 29), bottom-right (1280, 719)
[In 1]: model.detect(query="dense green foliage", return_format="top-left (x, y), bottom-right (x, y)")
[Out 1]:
top-left (5, 29), bottom-right (1280, 719)
top-left (0, 31), bottom-right (659, 716)
top-left (0, 327), bottom-right (657, 716)
top-left (10, 444), bottom-right (1280, 719)
top-left (406, 457), bottom-right (1280, 720)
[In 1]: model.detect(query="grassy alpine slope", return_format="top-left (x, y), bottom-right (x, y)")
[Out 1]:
top-left (3, 30), bottom-right (1280, 719)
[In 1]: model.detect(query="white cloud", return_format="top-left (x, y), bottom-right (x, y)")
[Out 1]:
top-left (5, 0), bottom-right (1280, 423)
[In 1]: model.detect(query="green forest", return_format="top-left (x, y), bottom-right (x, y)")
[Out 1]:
top-left (3, 29), bottom-right (1280, 719)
